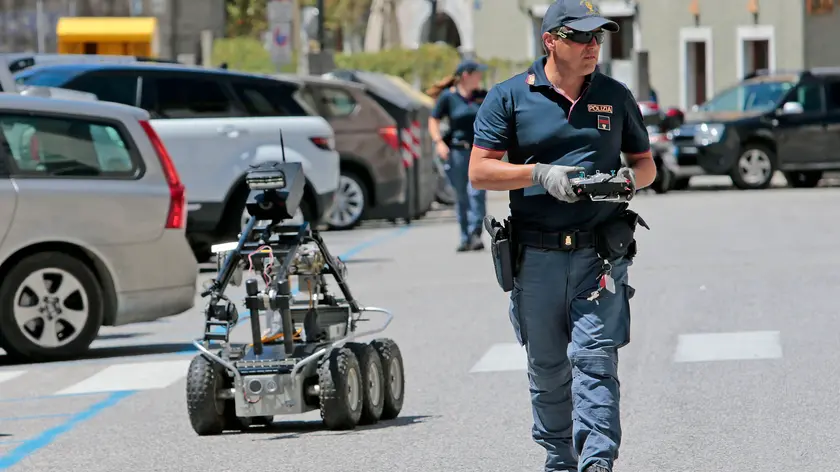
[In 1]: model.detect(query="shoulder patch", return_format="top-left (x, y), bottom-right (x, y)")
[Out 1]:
top-left (526, 74), bottom-right (535, 85)
top-left (588, 104), bottom-right (613, 114)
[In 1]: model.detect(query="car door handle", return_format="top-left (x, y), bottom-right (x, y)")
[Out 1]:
top-left (217, 125), bottom-right (245, 138)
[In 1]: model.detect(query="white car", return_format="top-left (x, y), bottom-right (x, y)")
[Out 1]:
top-left (14, 62), bottom-right (340, 260)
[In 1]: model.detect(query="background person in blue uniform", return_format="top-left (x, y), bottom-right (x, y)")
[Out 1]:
top-left (427, 59), bottom-right (489, 252)
top-left (468, 1), bottom-right (656, 471)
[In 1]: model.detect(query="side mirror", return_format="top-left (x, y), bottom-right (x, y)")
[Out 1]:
top-left (780, 101), bottom-right (804, 115)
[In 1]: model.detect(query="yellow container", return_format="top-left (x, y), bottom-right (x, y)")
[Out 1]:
top-left (56, 17), bottom-right (159, 57)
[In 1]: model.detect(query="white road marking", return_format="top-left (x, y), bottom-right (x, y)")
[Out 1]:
top-left (0, 370), bottom-right (26, 385)
top-left (674, 331), bottom-right (783, 363)
top-left (470, 343), bottom-right (527, 373)
top-left (55, 359), bottom-right (192, 395)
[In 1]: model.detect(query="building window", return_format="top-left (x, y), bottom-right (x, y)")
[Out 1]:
top-left (807, 0), bottom-right (833, 14)
top-left (532, 16), bottom-right (545, 58)
top-left (608, 17), bottom-right (634, 60)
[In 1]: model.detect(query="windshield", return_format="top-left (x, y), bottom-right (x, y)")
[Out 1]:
top-left (697, 80), bottom-right (795, 113)
top-left (13, 69), bottom-right (80, 87)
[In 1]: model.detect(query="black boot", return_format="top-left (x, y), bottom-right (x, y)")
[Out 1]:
top-left (584, 464), bottom-right (610, 472)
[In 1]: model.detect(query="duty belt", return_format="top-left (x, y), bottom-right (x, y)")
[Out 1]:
top-left (515, 228), bottom-right (595, 250)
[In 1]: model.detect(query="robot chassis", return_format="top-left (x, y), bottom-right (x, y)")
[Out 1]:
top-left (185, 160), bottom-right (404, 436)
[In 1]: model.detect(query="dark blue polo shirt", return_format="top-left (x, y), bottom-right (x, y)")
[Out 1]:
top-left (473, 56), bottom-right (650, 232)
top-left (431, 88), bottom-right (484, 145)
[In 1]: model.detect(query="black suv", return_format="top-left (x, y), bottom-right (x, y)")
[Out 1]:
top-left (668, 68), bottom-right (840, 189)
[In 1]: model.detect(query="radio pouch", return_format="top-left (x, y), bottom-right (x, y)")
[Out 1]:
top-left (484, 215), bottom-right (515, 292)
top-left (593, 209), bottom-right (650, 261)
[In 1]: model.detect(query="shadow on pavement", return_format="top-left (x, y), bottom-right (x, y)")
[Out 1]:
top-left (342, 257), bottom-right (395, 265)
top-left (0, 342), bottom-right (195, 366)
top-left (243, 415), bottom-right (436, 440)
top-left (96, 332), bottom-right (150, 341)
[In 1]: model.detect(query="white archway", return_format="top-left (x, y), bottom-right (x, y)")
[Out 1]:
top-left (396, 0), bottom-right (474, 53)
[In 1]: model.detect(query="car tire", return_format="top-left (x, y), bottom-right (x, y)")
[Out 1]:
top-left (730, 143), bottom-right (776, 190)
top-left (784, 171), bottom-right (823, 188)
top-left (650, 158), bottom-right (673, 194)
top-left (0, 252), bottom-right (104, 362)
top-left (327, 172), bottom-right (368, 231)
top-left (671, 177), bottom-right (691, 190)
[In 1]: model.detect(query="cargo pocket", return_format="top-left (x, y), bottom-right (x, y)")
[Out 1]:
top-left (617, 283), bottom-right (635, 349)
top-left (509, 284), bottom-right (527, 346)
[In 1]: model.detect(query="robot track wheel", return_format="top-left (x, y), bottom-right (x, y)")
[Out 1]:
top-left (370, 338), bottom-right (404, 421)
top-left (347, 342), bottom-right (386, 425)
top-left (318, 347), bottom-right (364, 430)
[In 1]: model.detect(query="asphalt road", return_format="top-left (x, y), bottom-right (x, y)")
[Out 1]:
top-left (1, 174), bottom-right (839, 472)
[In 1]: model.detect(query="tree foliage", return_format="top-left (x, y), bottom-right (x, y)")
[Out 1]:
top-left (226, 0), bottom-right (268, 37)
top-left (225, 0), bottom-right (372, 37)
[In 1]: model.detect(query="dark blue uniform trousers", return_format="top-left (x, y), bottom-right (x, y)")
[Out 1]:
top-left (444, 146), bottom-right (486, 244)
top-left (510, 245), bottom-right (634, 472)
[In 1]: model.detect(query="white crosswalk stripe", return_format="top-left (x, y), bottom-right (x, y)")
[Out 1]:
top-left (0, 370), bottom-right (26, 385)
top-left (472, 331), bottom-right (785, 373)
top-left (470, 343), bottom-right (526, 373)
top-left (54, 359), bottom-right (193, 395)
top-left (673, 330), bottom-right (783, 363)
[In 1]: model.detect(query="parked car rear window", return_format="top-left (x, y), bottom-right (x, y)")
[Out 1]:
top-left (143, 76), bottom-right (240, 119)
top-left (318, 87), bottom-right (358, 117)
top-left (65, 73), bottom-right (139, 107)
top-left (0, 114), bottom-right (140, 178)
top-left (230, 81), bottom-right (311, 117)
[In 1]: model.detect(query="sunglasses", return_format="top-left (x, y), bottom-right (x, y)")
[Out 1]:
top-left (553, 28), bottom-right (606, 45)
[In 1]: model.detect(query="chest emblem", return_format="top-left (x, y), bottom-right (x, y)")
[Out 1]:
top-left (597, 115), bottom-right (611, 131)
top-left (588, 104), bottom-right (613, 114)
top-left (526, 74), bottom-right (536, 85)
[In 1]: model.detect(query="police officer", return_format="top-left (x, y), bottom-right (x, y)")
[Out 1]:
top-left (468, 1), bottom-right (656, 471)
top-left (428, 59), bottom-right (490, 252)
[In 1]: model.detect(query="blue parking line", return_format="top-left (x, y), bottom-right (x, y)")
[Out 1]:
top-left (0, 391), bottom-right (135, 470)
top-left (0, 225), bottom-right (411, 469)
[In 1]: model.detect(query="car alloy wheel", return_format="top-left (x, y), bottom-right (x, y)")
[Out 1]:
top-left (13, 268), bottom-right (89, 349)
top-left (327, 174), bottom-right (365, 229)
top-left (737, 148), bottom-right (773, 186)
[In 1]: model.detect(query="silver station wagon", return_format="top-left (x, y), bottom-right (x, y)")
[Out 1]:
top-left (0, 93), bottom-right (197, 363)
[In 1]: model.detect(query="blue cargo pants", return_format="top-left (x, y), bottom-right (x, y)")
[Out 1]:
top-left (509, 244), bottom-right (634, 472)
top-left (444, 145), bottom-right (487, 244)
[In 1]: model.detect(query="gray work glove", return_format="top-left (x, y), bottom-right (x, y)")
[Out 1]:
top-left (612, 167), bottom-right (636, 201)
top-left (531, 163), bottom-right (586, 203)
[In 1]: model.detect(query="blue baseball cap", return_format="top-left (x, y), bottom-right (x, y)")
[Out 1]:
top-left (455, 59), bottom-right (488, 75)
top-left (541, 0), bottom-right (620, 35)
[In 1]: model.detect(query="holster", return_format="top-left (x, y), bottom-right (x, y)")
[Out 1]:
top-left (484, 215), bottom-right (517, 292)
top-left (593, 209), bottom-right (650, 261)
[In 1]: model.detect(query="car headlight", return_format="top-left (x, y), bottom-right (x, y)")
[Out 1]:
top-left (693, 123), bottom-right (725, 146)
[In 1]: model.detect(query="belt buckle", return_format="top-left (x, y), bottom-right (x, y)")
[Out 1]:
top-left (561, 231), bottom-right (576, 249)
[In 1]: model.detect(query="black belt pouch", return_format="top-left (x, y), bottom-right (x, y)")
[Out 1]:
top-left (484, 215), bottom-right (515, 292)
top-left (593, 210), bottom-right (649, 261)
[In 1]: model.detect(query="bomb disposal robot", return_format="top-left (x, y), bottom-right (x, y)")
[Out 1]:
top-left (185, 158), bottom-right (404, 435)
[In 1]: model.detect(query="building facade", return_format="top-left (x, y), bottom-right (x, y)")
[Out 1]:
top-left (392, 0), bottom-right (642, 88)
top-left (637, 0), bottom-right (840, 110)
top-left (0, 0), bottom-right (225, 61)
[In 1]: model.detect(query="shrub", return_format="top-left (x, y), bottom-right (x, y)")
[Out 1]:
top-left (211, 37), bottom-right (532, 90)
